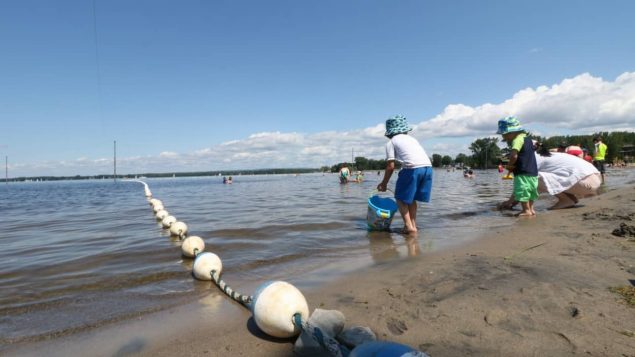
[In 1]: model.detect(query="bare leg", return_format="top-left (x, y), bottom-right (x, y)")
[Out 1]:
top-left (516, 201), bottom-right (534, 217)
top-left (549, 193), bottom-right (576, 210)
top-left (564, 192), bottom-right (579, 204)
top-left (397, 199), bottom-right (417, 233)
top-left (529, 200), bottom-right (536, 215)
top-left (409, 202), bottom-right (418, 231)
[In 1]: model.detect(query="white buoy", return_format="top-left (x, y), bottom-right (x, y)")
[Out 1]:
top-left (149, 198), bottom-right (162, 207)
top-left (155, 209), bottom-right (169, 220)
top-left (162, 215), bottom-right (177, 228)
top-left (170, 221), bottom-right (188, 237)
top-left (192, 252), bottom-right (222, 280)
top-left (144, 188), bottom-right (152, 197)
top-left (181, 236), bottom-right (204, 257)
top-left (251, 281), bottom-right (309, 338)
top-left (152, 203), bottom-right (164, 213)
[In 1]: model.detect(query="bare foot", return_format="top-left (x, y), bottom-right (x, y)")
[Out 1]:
top-left (549, 200), bottom-right (576, 210)
top-left (400, 227), bottom-right (417, 235)
top-left (515, 211), bottom-right (535, 217)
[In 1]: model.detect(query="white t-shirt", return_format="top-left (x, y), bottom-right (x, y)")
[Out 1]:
top-left (385, 134), bottom-right (432, 168)
top-left (535, 152), bottom-right (599, 195)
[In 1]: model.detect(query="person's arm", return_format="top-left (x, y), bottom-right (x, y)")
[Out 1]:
top-left (506, 149), bottom-right (518, 171)
top-left (377, 160), bottom-right (395, 191)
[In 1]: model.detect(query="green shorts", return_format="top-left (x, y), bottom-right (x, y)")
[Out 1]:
top-left (514, 175), bottom-right (538, 202)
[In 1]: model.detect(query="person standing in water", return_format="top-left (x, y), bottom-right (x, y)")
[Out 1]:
top-left (339, 163), bottom-right (351, 183)
top-left (377, 115), bottom-right (433, 234)
top-left (497, 116), bottom-right (538, 217)
top-left (592, 136), bottom-right (608, 183)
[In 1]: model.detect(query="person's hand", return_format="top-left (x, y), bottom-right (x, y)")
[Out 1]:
top-left (377, 182), bottom-right (387, 192)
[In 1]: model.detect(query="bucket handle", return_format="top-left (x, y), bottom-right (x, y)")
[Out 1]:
top-left (368, 188), bottom-right (394, 198)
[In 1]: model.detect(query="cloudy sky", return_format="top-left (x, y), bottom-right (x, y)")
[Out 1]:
top-left (1, 1), bottom-right (634, 177)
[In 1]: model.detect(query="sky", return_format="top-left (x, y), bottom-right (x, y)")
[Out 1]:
top-left (1, 0), bottom-right (634, 177)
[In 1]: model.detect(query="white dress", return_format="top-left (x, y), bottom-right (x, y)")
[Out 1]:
top-left (535, 152), bottom-right (599, 195)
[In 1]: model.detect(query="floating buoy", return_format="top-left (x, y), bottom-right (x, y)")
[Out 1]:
top-left (349, 341), bottom-right (426, 357)
top-left (192, 252), bottom-right (222, 280)
top-left (170, 221), bottom-right (188, 237)
top-left (182, 236), bottom-right (204, 257)
top-left (162, 215), bottom-right (177, 228)
top-left (251, 281), bottom-right (309, 338)
top-left (149, 198), bottom-right (162, 207)
top-left (152, 203), bottom-right (165, 213)
top-left (155, 209), bottom-right (169, 220)
top-left (144, 188), bottom-right (152, 197)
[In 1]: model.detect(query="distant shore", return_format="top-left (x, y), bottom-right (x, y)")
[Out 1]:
top-left (4, 180), bottom-right (635, 356)
top-left (1, 168), bottom-right (323, 183)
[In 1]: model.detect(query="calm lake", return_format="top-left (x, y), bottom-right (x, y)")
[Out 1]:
top-left (1, 167), bottom-right (633, 349)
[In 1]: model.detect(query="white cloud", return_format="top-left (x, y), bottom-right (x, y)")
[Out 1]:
top-left (9, 72), bottom-right (635, 177)
top-left (415, 72), bottom-right (635, 137)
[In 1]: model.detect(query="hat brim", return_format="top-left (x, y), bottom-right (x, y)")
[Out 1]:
top-left (497, 127), bottom-right (524, 135)
top-left (385, 127), bottom-right (413, 137)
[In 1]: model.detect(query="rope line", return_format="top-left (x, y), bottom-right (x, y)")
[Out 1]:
top-left (127, 180), bottom-right (427, 357)
top-left (211, 270), bottom-right (253, 306)
top-left (293, 313), bottom-right (350, 357)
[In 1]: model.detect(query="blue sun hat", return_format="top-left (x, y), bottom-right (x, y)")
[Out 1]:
top-left (496, 116), bottom-right (524, 135)
top-left (385, 115), bottom-right (413, 137)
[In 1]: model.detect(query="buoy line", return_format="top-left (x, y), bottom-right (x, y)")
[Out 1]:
top-left (125, 179), bottom-right (430, 357)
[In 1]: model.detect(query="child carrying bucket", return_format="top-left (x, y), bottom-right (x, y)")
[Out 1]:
top-left (377, 115), bottom-right (433, 234)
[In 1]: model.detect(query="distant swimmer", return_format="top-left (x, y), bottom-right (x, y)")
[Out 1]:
top-left (339, 163), bottom-right (351, 184)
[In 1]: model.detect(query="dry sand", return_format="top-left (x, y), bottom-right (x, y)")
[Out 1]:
top-left (6, 184), bottom-right (635, 357)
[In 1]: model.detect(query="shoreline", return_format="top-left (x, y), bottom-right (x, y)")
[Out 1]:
top-left (5, 183), bottom-right (635, 356)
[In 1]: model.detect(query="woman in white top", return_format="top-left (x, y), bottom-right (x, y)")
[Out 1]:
top-left (500, 142), bottom-right (601, 210)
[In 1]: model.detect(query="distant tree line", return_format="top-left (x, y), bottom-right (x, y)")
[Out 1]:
top-left (2, 168), bottom-right (321, 183)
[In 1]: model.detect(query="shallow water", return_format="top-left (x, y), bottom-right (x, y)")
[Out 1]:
top-left (1, 167), bottom-right (633, 347)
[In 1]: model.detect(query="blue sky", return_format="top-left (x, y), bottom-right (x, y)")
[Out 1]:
top-left (1, 0), bottom-right (634, 176)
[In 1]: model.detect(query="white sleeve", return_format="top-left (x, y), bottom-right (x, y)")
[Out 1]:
top-left (385, 140), bottom-right (396, 161)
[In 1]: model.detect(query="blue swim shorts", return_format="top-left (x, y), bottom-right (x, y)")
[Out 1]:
top-left (395, 166), bottom-right (433, 205)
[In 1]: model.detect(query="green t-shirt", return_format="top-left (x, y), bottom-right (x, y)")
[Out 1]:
top-left (511, 133), bottom-right (527, 152)
top-left (593, 142), bottom-right (607, 160)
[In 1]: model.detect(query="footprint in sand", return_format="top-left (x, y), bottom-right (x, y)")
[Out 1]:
top-left (386, 317), bottom-right (408, 335)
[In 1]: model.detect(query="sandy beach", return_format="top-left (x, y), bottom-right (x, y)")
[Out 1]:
top-left (5, 182), bottom-right (635, 357)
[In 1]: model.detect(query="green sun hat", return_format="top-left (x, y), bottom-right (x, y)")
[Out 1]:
top-left (496, 116), bottom-right (524, 135)
top-left (385, 115), bottom-right (413, 137)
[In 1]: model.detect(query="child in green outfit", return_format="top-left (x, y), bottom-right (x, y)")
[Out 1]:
top-left (497, 116), bottom-right (538, 217)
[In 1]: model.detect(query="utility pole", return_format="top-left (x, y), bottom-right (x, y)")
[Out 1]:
top-left (114, 140), bottom-right (117, 182)
top-left (351, 148), bottom-right (354, 164)
top-left (485, 142), bottom-right (488, 170)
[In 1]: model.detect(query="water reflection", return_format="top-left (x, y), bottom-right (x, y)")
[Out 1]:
top-left (365, 231), bottom-right (432, 263)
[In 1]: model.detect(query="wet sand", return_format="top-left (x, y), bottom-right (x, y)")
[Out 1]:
top-left (6, 184), bottom-right (635, 356)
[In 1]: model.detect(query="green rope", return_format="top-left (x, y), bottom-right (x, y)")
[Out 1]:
top-left (293, 313), bottom-right (350, 357)
top-left (210, 270), bottom-right (252, 306)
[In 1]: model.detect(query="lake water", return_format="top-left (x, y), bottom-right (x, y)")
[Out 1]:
top-left (1, 167), bottom-right (633, 349)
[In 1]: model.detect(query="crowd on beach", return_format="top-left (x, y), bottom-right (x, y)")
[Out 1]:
top-left (372, 115), bottom-right (611, 233)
